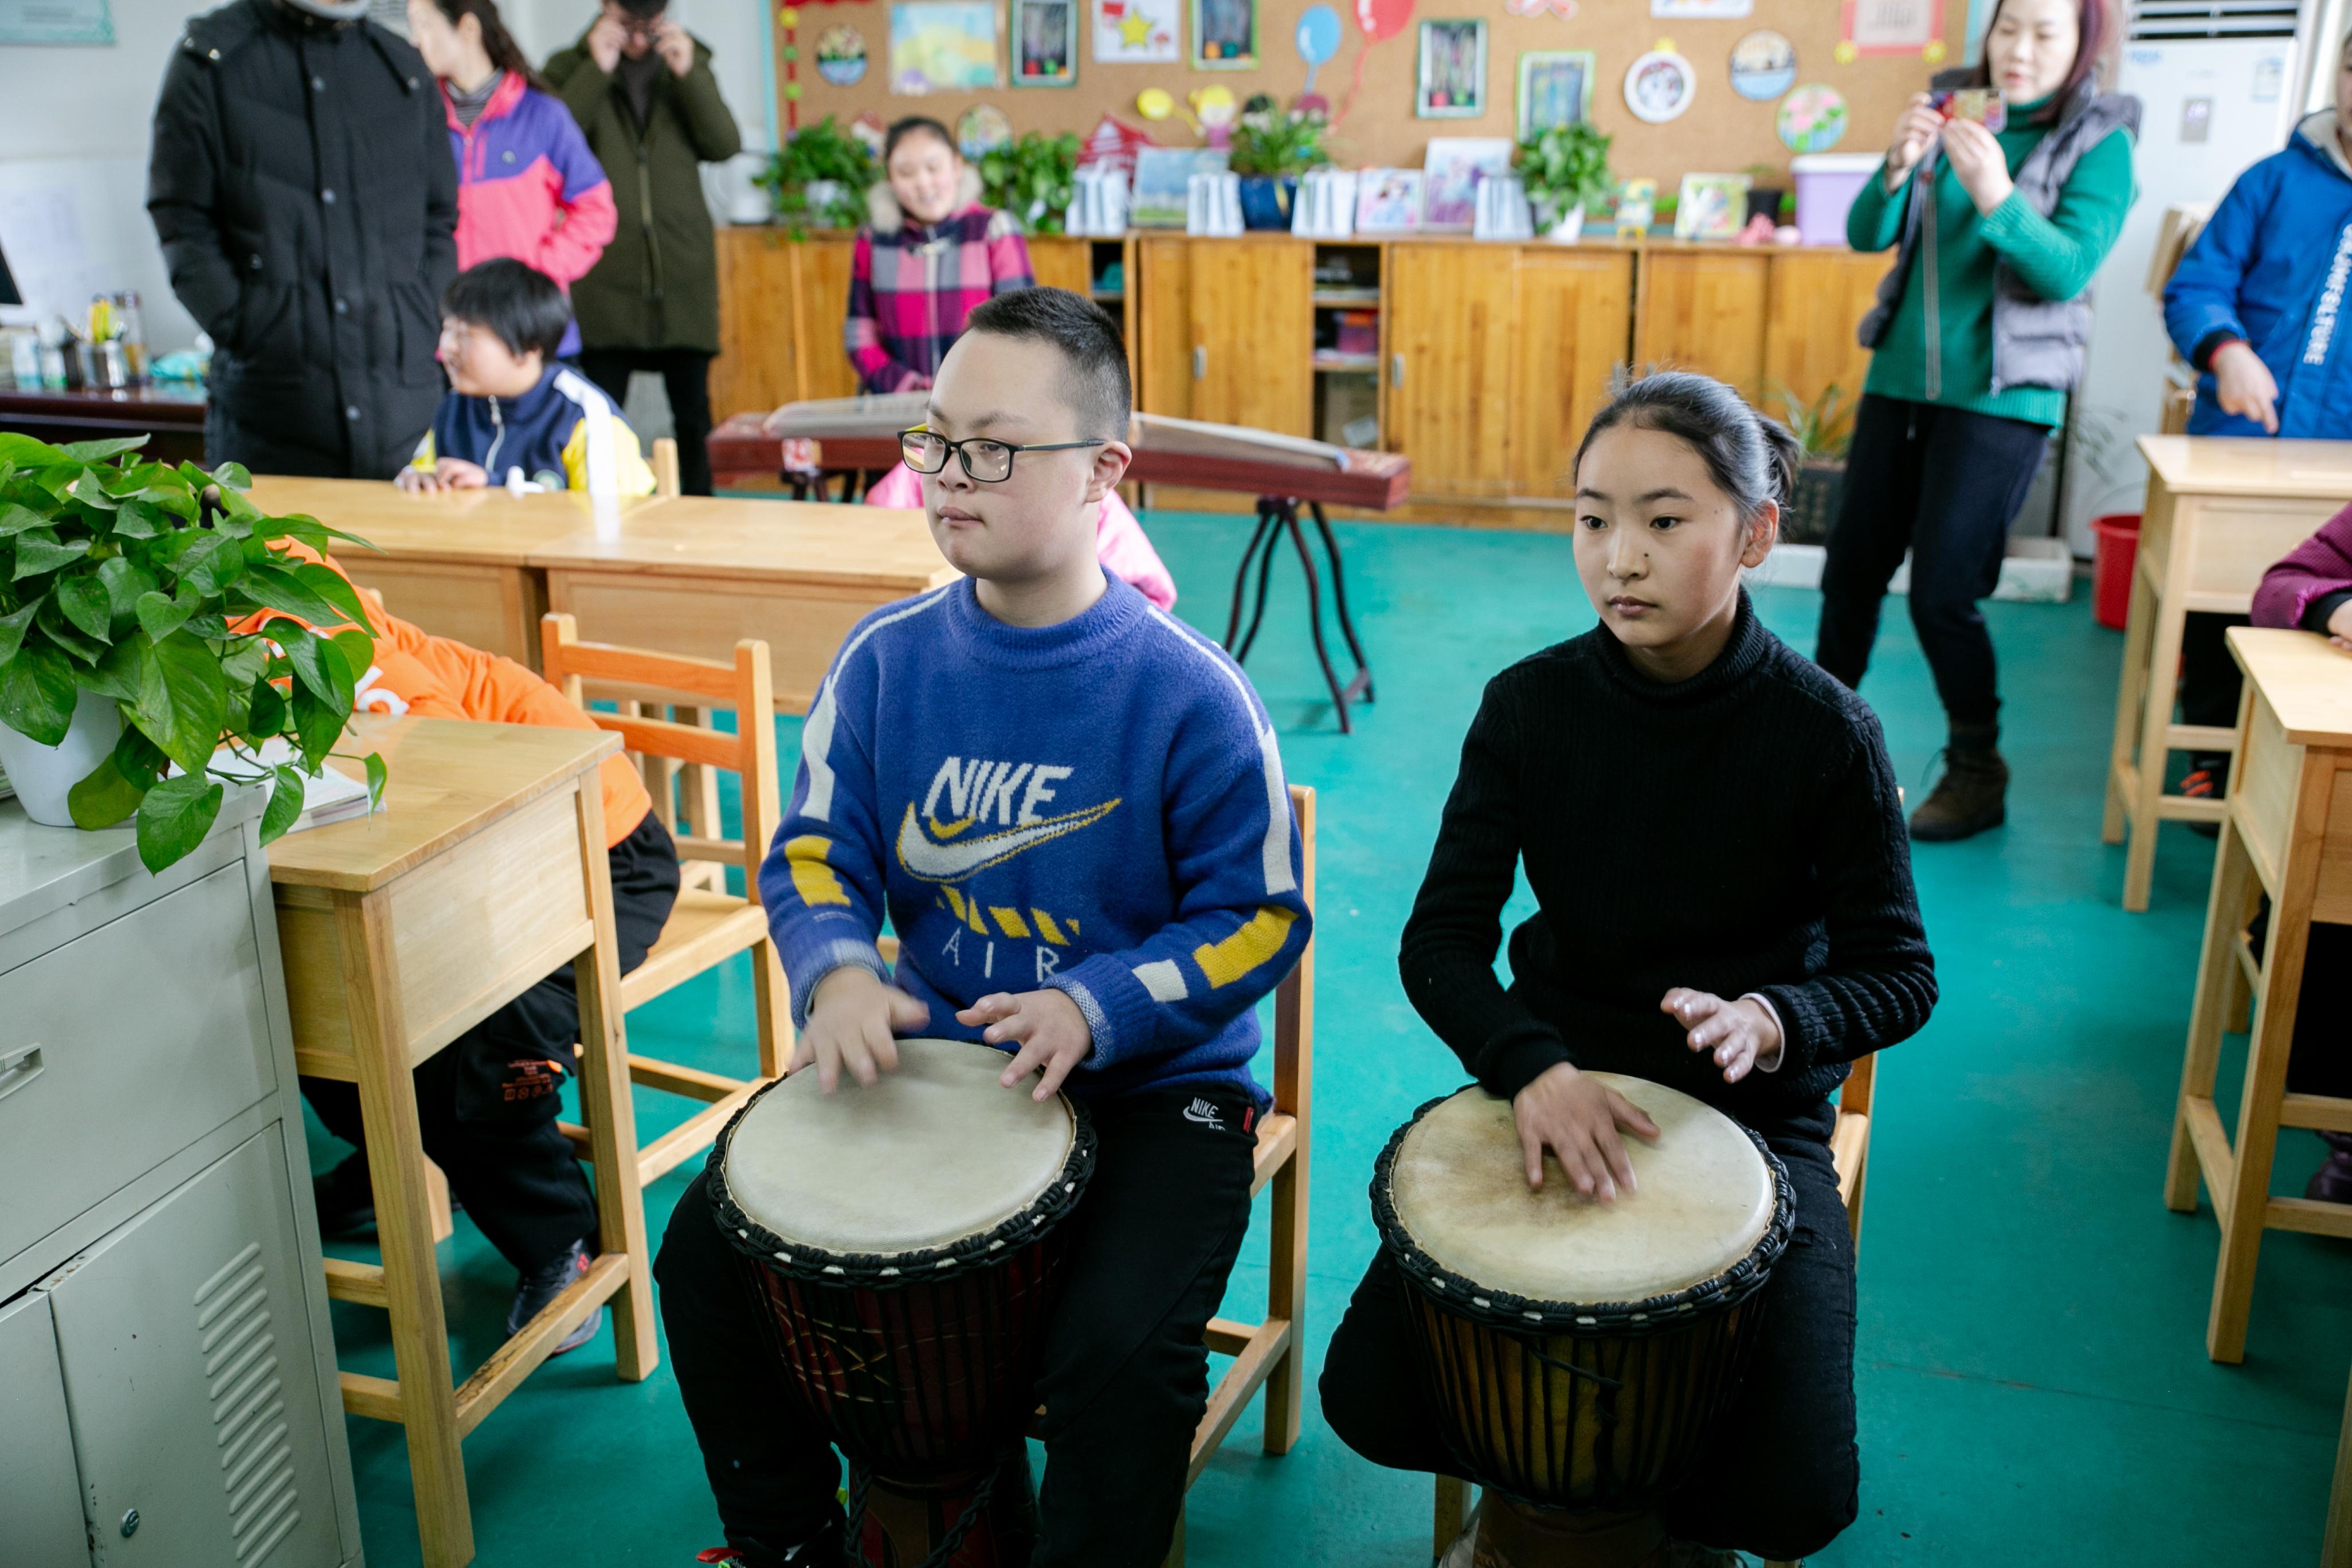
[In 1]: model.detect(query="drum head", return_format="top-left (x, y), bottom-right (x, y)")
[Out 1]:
top-left (721, 1038), bottom-right (1076, 1257)
top-left (1387, 1075), bottom-right (1774, 1305)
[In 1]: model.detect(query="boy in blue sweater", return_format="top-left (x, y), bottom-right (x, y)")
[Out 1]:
top-left (657, 287), bottom-right (1311, 1568)
top-left (398, 258), bottom-right (655, 498)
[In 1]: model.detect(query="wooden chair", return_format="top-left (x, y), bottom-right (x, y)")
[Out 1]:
top-left (652, 436), bottom-right (682, 498)
top-left (539, 614), bottom-right (794, 1190)
top-left (1433, 1052), bottom-right (1880, 1568)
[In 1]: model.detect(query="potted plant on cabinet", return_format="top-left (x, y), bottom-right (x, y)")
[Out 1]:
top-left (1515, 121), bottom-right (1614, 243)
top-left (0, 433), bottom-right (383, 871)
top-left (757, 116), bottom-right (877, 236)
top-left (1230, 105), bottom-right (1330, 230)
top-left (1743, 161), bottom-right (1789, 228)
top-left (978, 131), bottom-right (1084, 234)
top-left (1773, 383), bottom-right (1853, 545)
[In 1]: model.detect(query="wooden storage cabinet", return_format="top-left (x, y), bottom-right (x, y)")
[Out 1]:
top-left (1135, 236), bottom-right (1314, 436)
top-left (0, 794), bottom-right (359, 1568)
top-left (1511, 251), bottom-right (1635, 498)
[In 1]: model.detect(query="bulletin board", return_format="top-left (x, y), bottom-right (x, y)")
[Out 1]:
top-left (779, 0), bottom-right (1949, 190)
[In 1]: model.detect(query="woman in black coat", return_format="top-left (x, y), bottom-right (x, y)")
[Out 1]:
top-left (148, 0), bottom-right (458, 478)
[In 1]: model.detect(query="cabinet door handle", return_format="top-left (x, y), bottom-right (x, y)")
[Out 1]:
top-left (1390, 352), bottom-right (1405, 388)
top-left (0, 1044), bottom-right (44, 1104)
top-left (1193, 345), bottom-right (1207, 381)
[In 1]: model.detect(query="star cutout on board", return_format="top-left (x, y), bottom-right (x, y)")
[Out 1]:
top-left (1120, 9), bottom-right (1154, 46)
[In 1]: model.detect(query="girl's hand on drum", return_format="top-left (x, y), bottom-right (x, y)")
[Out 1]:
top-left (1512, 1063), bottom-right (1659, 1202)
top-left (1661, 988), bottom-right (1782, 1083)
top-left (795, 967), bottom-right (928, 1091)
top-left (962, 990), bottom-right (1095, 1101)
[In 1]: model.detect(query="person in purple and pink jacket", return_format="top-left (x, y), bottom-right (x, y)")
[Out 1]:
top-left (2247, 503), bottom-right (2352, 1199)
top-left (407, 0), bottom-right (617, 360)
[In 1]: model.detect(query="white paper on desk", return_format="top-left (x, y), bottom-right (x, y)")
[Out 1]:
top-left (208, 737), bottom-right (375, 833)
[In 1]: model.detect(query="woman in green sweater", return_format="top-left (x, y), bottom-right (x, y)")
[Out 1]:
top-left (1818, 0), bottom-right (2137, 841)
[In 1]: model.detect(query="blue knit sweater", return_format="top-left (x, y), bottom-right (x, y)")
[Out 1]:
top-left (758, 571), bottom-right (1311, 1106)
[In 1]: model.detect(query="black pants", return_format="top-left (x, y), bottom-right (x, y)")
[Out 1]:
top-left (577, 347), bottom-right (716, 495)
top-left (303, 812), bottom-right (681, 1272)
top-left (2180, 611), bottom-right (2250, 758)
top-left (207, 401), bottom-right (426, 482)
top-left (1817, 394), bottom-right (2053, 728)
top-left (1319, 1104), bottom-right (1858, 1563)
top-left (658, 1084), bottom-right (1260, 1567)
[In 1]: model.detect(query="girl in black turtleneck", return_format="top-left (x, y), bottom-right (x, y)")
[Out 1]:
top-left (1320, 371), bottom-right (1937, 1568)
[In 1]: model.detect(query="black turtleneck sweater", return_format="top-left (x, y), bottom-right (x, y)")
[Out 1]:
top-left (1398, 593), bottom-right (1936, 1124)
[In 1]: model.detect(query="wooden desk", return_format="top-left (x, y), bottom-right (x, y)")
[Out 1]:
top-left (269, 716), bottom-right (650, 1568)
top-left (245, 477), bottom-right (662, 671)
top-left (2164, 629), bottom-right (2352, 1365)
top-left (532, 496), bottom-right (955, 712)
top-left (2104, 436), bottom-right (2352, 910)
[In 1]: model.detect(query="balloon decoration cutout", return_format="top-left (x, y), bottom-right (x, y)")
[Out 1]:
top-left (1727, 29), bottom-right (1794, 101)
top-left (1503, 0), bottom-right (1577, 15)
top-left (1777, 84), bottom-right (1849, 152)
top-left (1296, 2), bottom-right (1341, 109)
top-left (1136, 86), bottom-right (1176, 121)
top-left (815, 25), bottom-right (868, 86)
top-left (1354, 0), bottom-right (1412, 43)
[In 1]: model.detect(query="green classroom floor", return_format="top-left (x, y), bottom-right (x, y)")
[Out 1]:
top-left (311, 511), bottom-right (2351, 1566)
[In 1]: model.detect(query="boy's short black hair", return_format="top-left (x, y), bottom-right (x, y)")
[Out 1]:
top-left (441, 258), bottom-right (572, 362)
top-left (614, 0), bottom-right (665, 21)
top-left (963, 287), bottom-right (1131, 441)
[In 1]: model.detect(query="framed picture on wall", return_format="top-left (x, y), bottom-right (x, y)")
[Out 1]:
top-left (1422, 137), bottom-right (1512, 232)
top-left (1674, 172), bottom-right (1751, 240)
top-left (1516, 50), bottom-right (1594, 135)
top-left (1354, 167), bottom-right (1426, 234)
top-left (1416, 19), bottom-right (1487, 119)
top-left (889, 0), bottom-right (1000, 93)
top-left (1095, 0), bottom-right (1178, 64)
top-left (1012, 0), bottom-right (1079, 85)
top-left (1193, 0), bottom-right (1258, 69)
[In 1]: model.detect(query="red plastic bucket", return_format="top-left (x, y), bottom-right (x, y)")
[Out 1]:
top-left (2091, 513), bottom-right (2139, 630)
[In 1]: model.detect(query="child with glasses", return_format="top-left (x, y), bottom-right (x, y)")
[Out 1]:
top-left (657, 285), bottom-right (1312, 1568)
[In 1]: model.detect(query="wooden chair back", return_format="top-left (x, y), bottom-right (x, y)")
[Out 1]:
top-left (651, 437), bottom-right (683, 498)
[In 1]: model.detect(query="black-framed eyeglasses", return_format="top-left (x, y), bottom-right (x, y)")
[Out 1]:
top-left (898, 427), bottom-right (1107, 484)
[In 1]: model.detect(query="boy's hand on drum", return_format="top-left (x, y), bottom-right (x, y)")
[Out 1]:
top-left (1512, 1063), bottom-right (1659, 1202)
top-left (962, 990), bottom-right (1094, 1101)
top-left (1662, 988), bottom-right (1782, 1083)
top-left (795, 967), bottom-right (927, 1091)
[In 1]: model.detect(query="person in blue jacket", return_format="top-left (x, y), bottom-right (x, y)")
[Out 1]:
top-left (2161, 23), bottom-right (2352, 810)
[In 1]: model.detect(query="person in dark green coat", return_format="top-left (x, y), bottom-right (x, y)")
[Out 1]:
top-left (1816, 0), bottom-right (2137, 842)
top-left (544, 0), bottom-right (740, 493)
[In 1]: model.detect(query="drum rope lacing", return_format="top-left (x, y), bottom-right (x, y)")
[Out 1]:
top-left (842, 1455), bottom-right (1004, 1568)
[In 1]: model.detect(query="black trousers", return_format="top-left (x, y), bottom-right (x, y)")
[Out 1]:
top-left (1319, 1104), bottom-right (1859, 1564)
top-left (2180, 611), bottom-right (2250, 758)
top-left (577, 347), bottom-right (716, 495)
top-left (658, 1084), bottom-right (1260, 1567)
top-left (1817, 394), bottom-right (2053, 728)
top-left (207, 401), bottom-right (425, 483)
top-left (303, 812), bottom-right (680, 1272)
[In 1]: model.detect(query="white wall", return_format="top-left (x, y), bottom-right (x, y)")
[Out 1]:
top-left (0, 0), bottom-right (774, 359)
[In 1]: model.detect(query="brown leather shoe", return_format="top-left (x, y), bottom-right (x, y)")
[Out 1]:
top-left (1910, 724), bottom-right (2009, 842)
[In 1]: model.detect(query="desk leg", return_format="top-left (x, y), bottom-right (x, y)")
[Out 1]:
top-left (2167, 802), bottom-right (2253, 1213)
top-left (342, 895), bottom-right (473, 1568)
top-left (1225, 505), bottom-right (1279, 656)
top-left (1278, 503), bottom-right (1355, 735)
top-left (1307, 503), bottom-right (1374, 705)
top-left (2123, 594), bottom-right (2188, 912)
top-left (2208, 751), bottom-right (2328, 1363)
top-left (573, 782), bottom-right (658, 1382)
top-left (2103, 555), bottom-right (2157, 845)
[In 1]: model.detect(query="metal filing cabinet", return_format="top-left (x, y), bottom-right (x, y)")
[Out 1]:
top-left (0, 790), bottom-right (359, 1568)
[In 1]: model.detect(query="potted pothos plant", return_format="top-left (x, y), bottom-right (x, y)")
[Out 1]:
top-left (758, 116), bottom-right (877, 236)
top-left (978, 132), bottom-right (1082, 234)
top-left (1230, 106), bottom-right (1330, 230)
top-left (0, 432), bottom-right (384, 872)
top-left (1774, 383), bottom-right (1854, 546)
top-left (1515, 121), bottom-right (1614, 243)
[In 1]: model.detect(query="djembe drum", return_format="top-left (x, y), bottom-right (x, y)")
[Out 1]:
top-left (709, 1039), bottom-right (1096, 1568)
top-left (1374, 1073), bottom-right (1792, 1567)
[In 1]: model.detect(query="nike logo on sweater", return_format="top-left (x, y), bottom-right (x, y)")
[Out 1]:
top-left (893, 800), bottom-right (1121, 882)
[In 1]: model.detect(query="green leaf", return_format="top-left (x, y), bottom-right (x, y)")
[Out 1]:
top-left (229, 560), bottom-right (343, 628)
top-left (0, 598), bottom-right (42, 666)
top-left (0, 642), bottom-right (78, 745)
top-left (35, 603), bottom-right (104, 665)
top-left (363, 751), bottom-right (387, 810)
top-left (259, 763), bottom-right (306, 844)
top-left (128, 588), bottom-right (189, 648)
top-left (134, 773), bottom-right (223, 873)
top-left (245, 676), bottom-right (285, 739)
top-left (209, 461), bottom-right (253, 491)
top-left (282, 625), bottom-right (354, 710)
top-left (218, 636), bottom-right (271, 690)
top-left (79, 637), bottom-right (147, 702)
top-left (67, 749), bottom-right (145, 829)
top-left (290, 685), bottom-right (345, 769)
top-left (175, 532), bottom-right (245, 596)
top-left (60, 436), bottom-right (148, 464)
top-left (111, 724), bottom-right (166, 790)
top-left (13, 528), bottom-right (92, 579)
top-left (56, 577), bottom-right (113, 644)
top-left (292, 561), bottom-right (376, 632)
top-left (0, 434), bottom-right (69, 469)
top-left (139, 631), bottom-right (229, 774)
top-left (64, 471), bottom-right (119, 510)
top-left (331, 628), bottom-right (374, 682)
top-left (0, 503), bottom-right (52, 538)
top-left (108, 498), bottom-right (164, 539)
top-left (257, 512), bottom-right (376, 554)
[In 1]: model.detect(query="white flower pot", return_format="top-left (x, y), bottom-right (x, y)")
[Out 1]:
top-left (1544, 202), bottom-right (1586, 244)
top-left (0, 688), bottom-right (124, 829)
top-left (803, 179), bottom-right (845, 226)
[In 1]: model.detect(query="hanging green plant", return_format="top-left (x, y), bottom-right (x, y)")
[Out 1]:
top-left (978, 131), bottom-right (1083, 234)
top-left (1229, 107), bottom-right (1330, 178)
top-left (758, 115), bottom-right (879, 236)
top-left (0, 432), bottom-right (385, 872)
